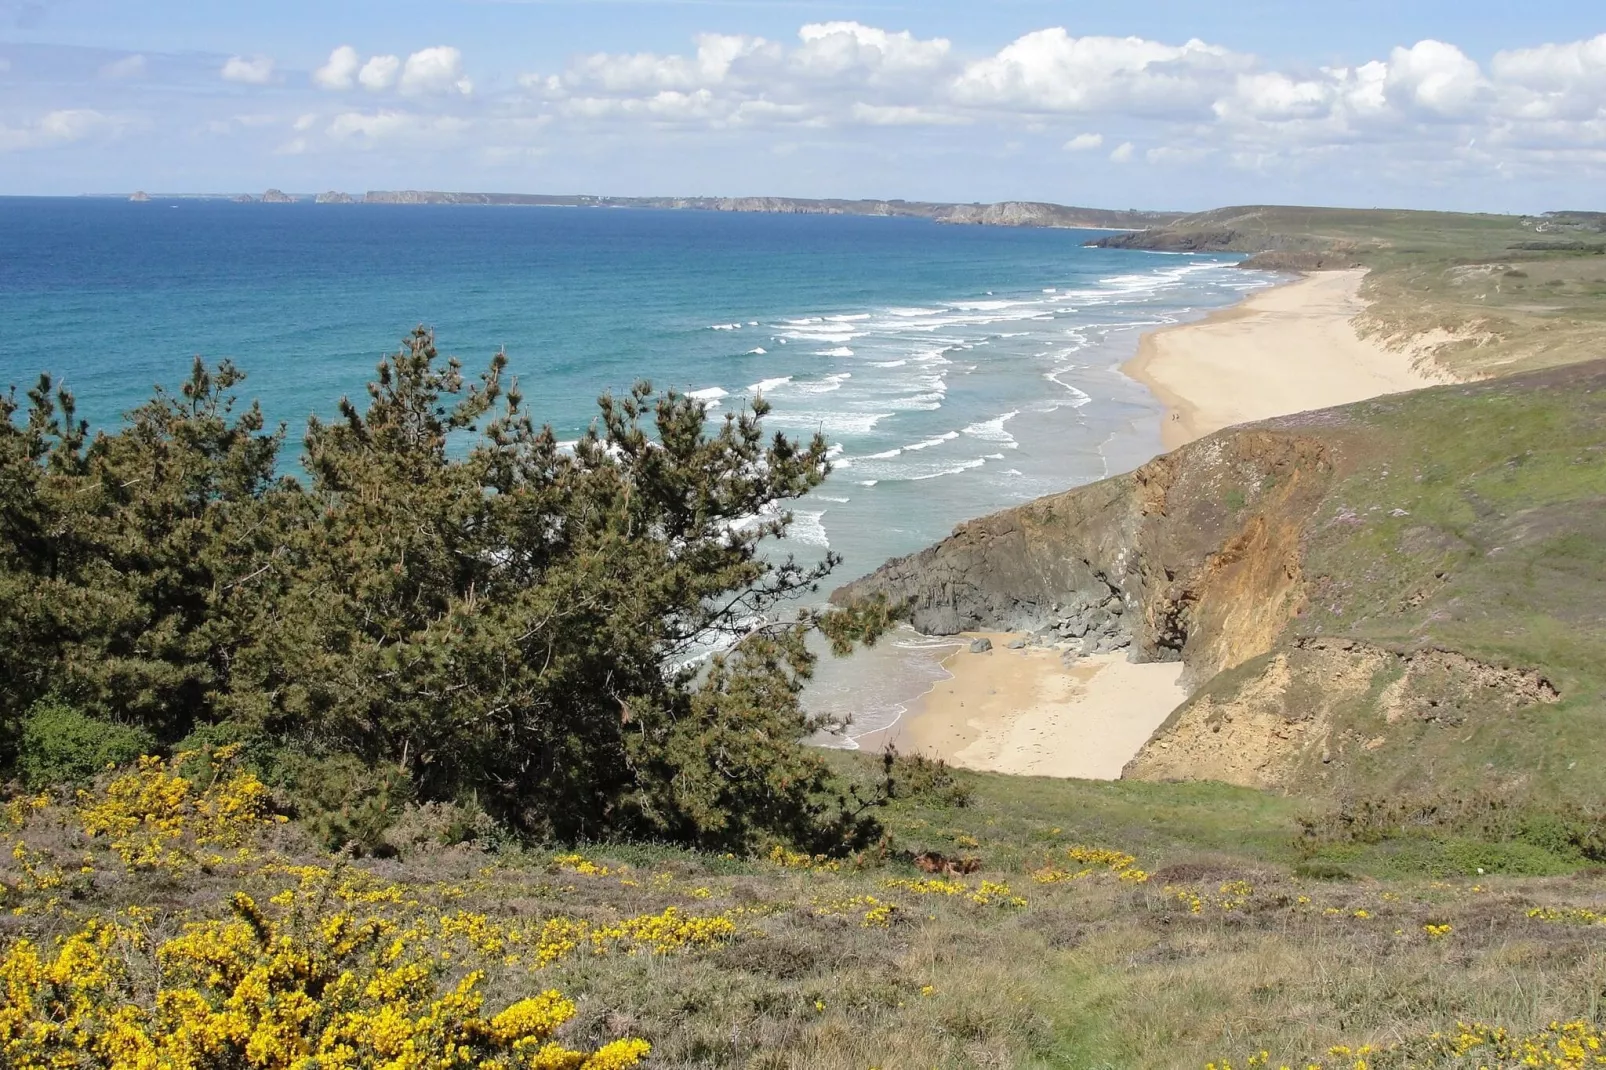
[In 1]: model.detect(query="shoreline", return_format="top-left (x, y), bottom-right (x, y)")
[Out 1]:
top-left (875, 267), bottom-right (1452, 780)
top-left (1123, 268), bottom-right (1450, 451)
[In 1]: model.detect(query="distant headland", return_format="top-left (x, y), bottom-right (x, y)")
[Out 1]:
top-left (114, 190), bottom-right (1182, 230)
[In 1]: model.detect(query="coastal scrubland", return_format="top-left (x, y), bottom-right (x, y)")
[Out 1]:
top-left (7, 205), bottom-right (1606, 1067)
top-left (4, 741), bottom-right (1606, 1069)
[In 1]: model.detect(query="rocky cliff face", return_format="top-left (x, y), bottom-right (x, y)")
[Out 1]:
top-left (933, 202), bottom-right (1150, 229)
top-left (834, 363), bottom-right (1606, 802)
top-left (834, 429), bottom-right (1334, 684)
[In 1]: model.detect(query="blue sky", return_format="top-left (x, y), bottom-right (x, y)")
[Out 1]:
top-left (2, 1), bottom-right (1604, 210)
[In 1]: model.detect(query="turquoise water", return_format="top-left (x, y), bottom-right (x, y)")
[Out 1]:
top-left (0, 197), bottom-right (1273, 738)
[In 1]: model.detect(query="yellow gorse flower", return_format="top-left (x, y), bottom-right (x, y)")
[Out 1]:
top-left (1032, 844), bottom-right (1149, 885)
top-left (75, 749), bottom-right (275, 873)
top-left (0, 891), bottom-right (651, 1070)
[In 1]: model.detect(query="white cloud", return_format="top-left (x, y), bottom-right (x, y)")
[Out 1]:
top-left (555, 33), bottom-right (773, 94)
top-left (1385, 40), bottom-right (1485, 118)
top-left (850, 102), bottom-right (966, 126)
top-left (221, 55), bottom-right (275, 85)
top-left (1147, 145), bottom-right (1211, 165)
top-left (110, 23), bottom-right (1606, 197)
top-left (400, 46), bottom-right (472, 96)
top-left (0, 108), bottom-right (118, 151)
top-left (1493, 33), bottom-right (1606, 93)
top-left (1217, 72), bottom-right (1332, 121)
top-left (100, 54), bottom-right (145, 80)
top-left (313, 46), bottom-right (360, 90)
top-left (1491, 34), bottom-right (1606, 121)
top-left (953, 30), bottom-right (1246, 117)
top-left (360, 55), bottom-right (401, 91)
top-left (793, 22), bottom-right (952, 80)
top-left (327, 108), bottom-right (470, 143)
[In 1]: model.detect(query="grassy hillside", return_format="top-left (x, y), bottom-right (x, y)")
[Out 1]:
top-left (1128, 361), bottom-right (1606, 814)
top-left (838, 359), bottom-right (1606, 838)
top-left (4, 747), bottom-right (1605, 1069)
top-left (1090, 205), bottom-right (1606, 378)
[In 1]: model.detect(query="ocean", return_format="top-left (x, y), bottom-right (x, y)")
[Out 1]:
top-left (0, 197), bottom-right (1274, 742)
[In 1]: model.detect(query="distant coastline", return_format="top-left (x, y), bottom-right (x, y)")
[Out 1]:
top-left (100, 190), bottom-right (1182, 231)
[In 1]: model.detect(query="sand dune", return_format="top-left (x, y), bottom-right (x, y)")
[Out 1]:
top-left (1128, 268), bottom-right (1450, 451)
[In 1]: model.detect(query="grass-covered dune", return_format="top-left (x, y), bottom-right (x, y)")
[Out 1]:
top-left (1089, 205), bottom-right (1606, 379)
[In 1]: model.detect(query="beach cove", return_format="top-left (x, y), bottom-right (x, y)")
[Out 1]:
top-left (857, 268), bottom-right (1454, 777)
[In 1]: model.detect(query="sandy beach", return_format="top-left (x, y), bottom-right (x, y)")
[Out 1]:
top-left (884, 268), bottom-right (1451, 779)
top-left (1126, 268), bottom-right (1448, 451)
top-left (864, 635), bottom-right (1186, 779)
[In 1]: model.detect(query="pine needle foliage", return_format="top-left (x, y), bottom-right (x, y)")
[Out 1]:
top-left (0, 329), bottom-right (893, 853)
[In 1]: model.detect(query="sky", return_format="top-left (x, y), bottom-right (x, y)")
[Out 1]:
top-left (1, 1), bottom-right (1604, 211)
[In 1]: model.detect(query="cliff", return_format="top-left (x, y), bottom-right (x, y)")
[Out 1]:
top-left (835, 361), bottom-right (1606, 804)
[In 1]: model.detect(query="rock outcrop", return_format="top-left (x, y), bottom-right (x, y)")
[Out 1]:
top-left (260, 189), bottom-right (295, 204)
top-left (315, 191), bottom-right (355, 204)
top-left (129, 191), bottom-right (151, 203)
top-left (933, 202), bottom-right (1154, 230)
top-left (834, 429), bottom-right (1333, 686)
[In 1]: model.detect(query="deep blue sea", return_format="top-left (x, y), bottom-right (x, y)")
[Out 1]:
top-left (0, 197), bottom-right (1273, 740)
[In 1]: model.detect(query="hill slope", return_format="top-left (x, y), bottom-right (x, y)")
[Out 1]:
top-left (836, 362), bottom-right (1606, 805)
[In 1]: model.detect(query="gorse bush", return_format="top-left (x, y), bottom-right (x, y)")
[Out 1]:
top-left (0, 892), bottom-right (653, 1069)
top-left (0, 329), bottom-right (891, 852)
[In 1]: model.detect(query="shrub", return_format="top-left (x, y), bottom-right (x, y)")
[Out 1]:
top-left (883, 749), bottom-right (973, 809)
top-left (15, 698), bottom-right (155, 787)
